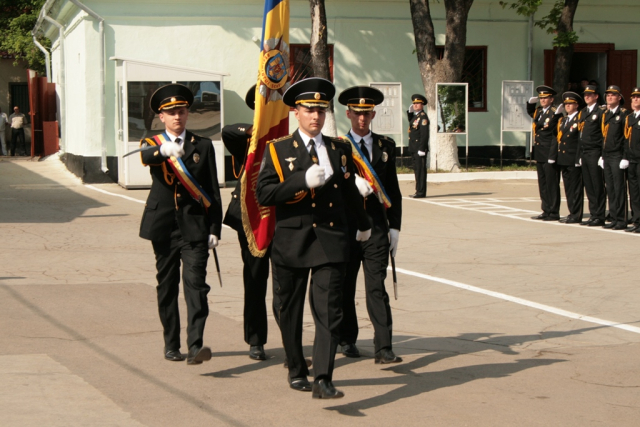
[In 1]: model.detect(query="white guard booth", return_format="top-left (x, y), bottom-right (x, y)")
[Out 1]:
top-left (111, 57), bottom-right (228, 188)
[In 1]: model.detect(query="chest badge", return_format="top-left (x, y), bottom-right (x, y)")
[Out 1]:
top-left (421, 119), bottom-right (427, 126)
top-left (592, 114), bottom-right (597, 120)
top-left (285, 157), bottom-right (296, 171)
top-left (382, 152), bottom-right (388, 162)
top-left (193, 153), bottom-right (200, 163)
top-left (616, 116), bottom-right (620, 121)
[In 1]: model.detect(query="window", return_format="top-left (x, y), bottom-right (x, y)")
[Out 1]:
top-left (436, 46), bottom-right (487, 112)
top-left (289, 44), bottom-right (334, 84)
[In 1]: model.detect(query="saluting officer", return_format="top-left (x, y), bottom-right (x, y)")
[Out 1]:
top-left (256, 78), bottom-right (371, 399)
top-left (337, 86), bottom-right (403, 364)
top-left (601, 85), bottom-right (631, 230)
top-left (527, 85), bottom-right (563, 221)
top-left (550, 91), bottom-right (584, 224)
top-left (577, 85), bottom-right (607, 227)
top-left (221, 85), bottom-right (271, 361)
top-left (623, 87), bottom-right (640, 233)
top-left (139, 84), bottom-right (223, 365)
top-left (407, 94), bottom-right (429, 198)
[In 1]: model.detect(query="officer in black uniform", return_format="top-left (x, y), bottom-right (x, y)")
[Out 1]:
top-left (527, 85), bottom-right (563, 221)
top-left (577, 85), bottom-right (607, 227)
top-left (601, 85), bottom-right (630, 230)
top-left (256, 78), bottom-right (371, 399)
top-left (407, 94), bottom-right (429, 198)
top-left (139, 84), bottom-right (223, 365)
top-left (337, 86), bottom-right (403, 364)
top-left (550, 91), bottom-right (584, 224)
top-left (623, 87), bottom-right (640, 233)
top-left (221, 85), bottom-right (271, 361)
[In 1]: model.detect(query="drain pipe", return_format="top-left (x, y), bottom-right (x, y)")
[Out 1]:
top-left (68, 0), bottom-right (107, 174)
top-left (527, 14), bottom-right (534, 80)
top-left (32, 34), bottom-right (51, 82)
top-left (43, 15), bottom-right (66, 154)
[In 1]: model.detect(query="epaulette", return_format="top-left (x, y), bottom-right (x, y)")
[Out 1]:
top-left (268, 134), bottom-right (292, 144)
top-left (551, 106), bottom-right (557, 112)
top-left (599, 105), bottom-right (607, 110)
top-left (620, 108), bottom-right (627, 113)
top-left (333, 136), bottom-right (350, 144)
top-left (379, 136), bottom-right (396, 145)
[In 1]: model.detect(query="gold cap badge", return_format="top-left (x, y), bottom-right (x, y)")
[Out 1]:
top-left (314, 93), bottom-right (321, 100)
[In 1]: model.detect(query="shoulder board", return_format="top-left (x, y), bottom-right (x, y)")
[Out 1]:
top-left (333, 136), bottom-right (351, 144)
top-left (268, 134), bottom-right (292, 144)
top-left (599, 105), bottom-right (607, 110)
top-left (550, 107), bottom-right (556, 112)
top-left (379, 136), bottom-right (396, 145)
top-left (621, 108), bottom-right (627, 113)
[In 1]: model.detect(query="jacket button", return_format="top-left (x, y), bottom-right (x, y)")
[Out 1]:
top-left (312, 203), bottom-right (316, 208)
top-left (330, 222), bottom-right (334, 227)
top-left (233, 194), bottom-right (237, 199)
top-left (329, 203), bottom-right (333, 207)
top-left (313, 223), bottom-right (317, 228)
top-left (177, 194), bottom-right (181, 198)
top-left (334, 184), bottom-right (338, 188)
top-left (177, 181), bottom-right (182, 185)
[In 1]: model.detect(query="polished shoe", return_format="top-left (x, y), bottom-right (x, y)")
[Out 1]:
top-left (542, 215), bottom-right (560, 221)
top-left (289, 377), bottom-right (312, 392)
top-left (558, 217), bottom-right (568, 223)
top-left (284, 358), bottom-right (312, 369)
top-left (564, 217), bottom-right (581, 224)
top-left (530, 213), bottom-right (548, 220)
top-left (164, 349), bottom-right (184, 362)
top-left (249, 345), bottom-right (266, 361)
top-left (580, 218), bottom-right (593, 226)
top-left (341, 343), bottom-right (360, 358)
top-left (374, 348), bottom-right (403, 364)
top-left (603, 221), bottom-right (616, 229)
top-left (613, 222), bottom-right (628, 230)
top-left (625, 224), bottom-right (640, 233)
top-left (312, 379), bottom-right (344, 399)
top-left (409, 193), bottom-right (426, 199)
top-left (587, 219), bottom-right (605, 227)
top-left (187, 345), bottom-right (211, 365)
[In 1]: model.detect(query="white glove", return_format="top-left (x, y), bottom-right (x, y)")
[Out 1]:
top-left (418, 150), bottom-right (426, 157)
top-left (356, 229), bottom-right (371, 242)
top-left (160, 141), bottom-right (185, 158)
top-left (620, 159), bottom-right (630, 169)
top-left (305, 164), bottom-right (326, 189)
top-left (528, 96), bottom-right (539, 104)
top-left (208, 235), bottom-right (219, 249)
top-left (555, 104), bottom-right (565, 115)
top-left (548, 159), bottom-right (555, 164)
top-left (598, 157), bottom-right (604, 168)
top-left (389, 229), bottom-right (400, 257)
top-left (354, 174), bottom-right (374, 197)
top-left (575, 163), bottom-right (581, 167)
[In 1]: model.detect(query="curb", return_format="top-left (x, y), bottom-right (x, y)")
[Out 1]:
top-left (398, 171), bottom-right (537, 183)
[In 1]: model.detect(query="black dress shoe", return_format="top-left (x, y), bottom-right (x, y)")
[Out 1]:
top-left (587, 219), bottom-right (605, 227)
top-left (580, 218), bottom-right (593, 226)
top-left (249, 345), bottom-right (266, 361)
top-left (312, 379), bottom-right (344, 399)
top-left (603, 221), bottom-right (616, 229)
top-left (187, 345), bottom-right (211, 365)
top-left (564, 217), bottom-right (581, 224)
top-left (409, 193), bottom-right (426, 199)
top-left (542, 215), bottom-right (560, 221)
top-left (558, 217), bottom-right (568, 223)
top-left (531, 213), bottom-right (548, 220)
top-left (164, 349), bottom-right (184, 362)
top-left (374, 349), bottom-right (403, 364)
top-left (625, 224), bottom-right (640, 232)
top-left (289, 377), bottom-right (312, 392)
top-left (341, 343), bottom-right (360, 358)
top-left (613, 223), bottom-right (628, 230)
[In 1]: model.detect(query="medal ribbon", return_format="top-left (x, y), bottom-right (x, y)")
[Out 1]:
top-left (344, 133), bottom-right (392, 209)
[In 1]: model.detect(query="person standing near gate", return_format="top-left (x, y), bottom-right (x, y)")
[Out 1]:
top-left (9, 106), bottom-right (27, 156)
top-left (0, 108), bottom-right (8, 156)
top-left (139, 83), bottom-right (223, 365)
top-left (407, 94), bottom-right (429, 198)
top-left (337, 86), bottom-right (403, 364)
top-left (623, 87), bottom-right (640, 233)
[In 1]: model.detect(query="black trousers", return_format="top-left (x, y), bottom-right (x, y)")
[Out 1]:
top-left (152, 227), bottom-right (210, 352)
top-left (412, 153), bottom-right (427, 196)
top-left (559, 164), bottom-right (584, 221)
top-left (536, 161), bottom-right (560, 216)
top-left (272, 262), bottom-right (345, 382)
top-left (603, 155), bottom-right (627, 223)
top-left (628, 162), bottom-right (640, 224)
top-left (581, 151), bottom-right (606, 220)
top-left (10, 128), bottom-right (26, 156)
top-left (341, 226), bottom-right (393, 353)
top-left (237, 230), bottom-right (270, 346)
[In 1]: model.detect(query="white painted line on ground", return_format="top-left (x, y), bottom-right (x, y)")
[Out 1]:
top-left (393, 266), bottom-right (640, 335)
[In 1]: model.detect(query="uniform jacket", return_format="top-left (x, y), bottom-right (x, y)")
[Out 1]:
top-left (256, 130), bottom-right (370, 268)
top-left (139, 130), bottom-right (223, 242)
top-left (408, 110), bottom-right (429, 154)
top-left (550, 114), bottom-right (581, 166)
top-left (577, 104), bottom-right (606, 155)
top-left (221, 123), bottom-right (252, 233)
top-left (602, 107), bottom-right (630, 158)
top-left (624, 112), bottom-right (640, 163)
top-left (527, 103), bottom-right (560, 163)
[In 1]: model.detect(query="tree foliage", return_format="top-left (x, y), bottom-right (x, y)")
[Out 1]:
top-left (499, 0), bottom-right (579, 47)
top-left (0, 0), bottom-right (48, 73)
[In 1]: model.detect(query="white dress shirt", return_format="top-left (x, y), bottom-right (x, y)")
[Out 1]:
top-left (166, 129), bottom-right (187, 147)
top-left (299, 131), bottom-right (333, 179)
top-left (349, 129), bottom-right (373, 162)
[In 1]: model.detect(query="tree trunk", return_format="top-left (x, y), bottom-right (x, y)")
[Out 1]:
top-left (552, 0), bottom-right (580, 100)
top-left (309, 0), bottom-right (336, 136)
top-left (410, 0), bottom-right (474, 172)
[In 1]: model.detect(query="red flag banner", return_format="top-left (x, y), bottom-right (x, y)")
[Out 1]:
top-left (241, 0), bottom-right (290, 257)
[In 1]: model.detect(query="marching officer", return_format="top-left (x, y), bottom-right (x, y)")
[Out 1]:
top-left (139, 84), bottom-right (223, 365)
top-left (221, 85), bottom-right (271, 361)
top-left (577, 85), bottom-right (607, 227)
top-left (407, 94), bottom-right (429, 198)
top-left (527, 85), bottom-right (563, 221)
top-left (550, 91), bottom-right (584, 224)
top-left (256, 78), bottom-right (371, 399)
top-left (337, 86), bottom-right (403, 364)
top-left (623, 87), bottom-right (640, 233)
top-left (601, 85), bottom-right (630, 230)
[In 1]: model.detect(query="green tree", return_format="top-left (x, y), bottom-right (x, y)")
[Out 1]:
top-left (0, 0), bottom-right (48, 73)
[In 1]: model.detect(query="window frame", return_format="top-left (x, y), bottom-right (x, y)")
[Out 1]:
top-left (436, 45), bottom-right (487, 113)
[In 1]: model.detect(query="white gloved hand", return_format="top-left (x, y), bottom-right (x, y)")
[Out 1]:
top-left (548, 159), bottom-right (556, 164)
top-left (528, 96), bottom-right (539, 104)
top-left (389, 229), bottom-right (400, 257)
top-left (598, 157), bottom-right (604, 168)
top-left (208, 235), bottom-right (219, 249)
top-left (160, 141), bottom-right (185, 158)
top-left (575, 163), bottom-right (581, 167)
top-left (620, 159), bottom-right (630, 169)
top-left (354, 174), bottom-right (374, 197)
top-left (305, 164), bottom-right (326, 189)
top-left (418, 150), bottom-right (426, 157)
top-left (555, 104), bottom-right (565, 115)
top-left (356, 229), bottom-right (372, 242)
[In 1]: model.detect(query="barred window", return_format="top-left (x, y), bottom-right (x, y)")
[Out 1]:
top-left (289, 44), bottom-right (334, 84)
top-left (436, 46), bottom-right (487, 112)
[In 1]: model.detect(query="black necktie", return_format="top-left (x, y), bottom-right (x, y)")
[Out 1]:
top-left (360, 140), bottom-right (370, 162)
top-left (309, 139), bottom-right (319, 164)
top-left (175, 137), bottom-right (182, 145)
